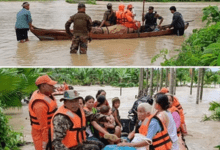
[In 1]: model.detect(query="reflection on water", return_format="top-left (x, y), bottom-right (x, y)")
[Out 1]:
top-left (5, 86), bottom-right (220, 150)
top-left (0, 1), bottom-right (217, 66)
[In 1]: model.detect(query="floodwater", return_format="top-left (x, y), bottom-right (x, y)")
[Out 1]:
top-left (0, 1), bottom-right (218, 66)
top-left (5, 86), bottom-right (220, 150)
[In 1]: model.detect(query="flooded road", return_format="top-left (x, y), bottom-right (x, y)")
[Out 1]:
top-left (0, 1), bottom-right (218, 66)
top-left (5, 86), bottom-right (220, 150)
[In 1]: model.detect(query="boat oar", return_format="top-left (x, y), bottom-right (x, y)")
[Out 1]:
top-left (142, 0), bottom-right (145, 26)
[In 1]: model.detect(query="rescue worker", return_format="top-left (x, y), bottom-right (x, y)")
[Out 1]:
top-left (65, 3), bottom-right (92, 54)
top-left (51, 90), bottom-right (116, 150)
top-left (28, 75), bottom-right (58, 150)
top-left (169, 6), bottom-right (185, 36)
top-left (116, 4), bottom-right (125, 24)
top-left (99, 3), bottom-right (116, 28)
top-left (159, 87), bottom-right (188, 135)
top-left (63, 82), bottom-right (69, 91)
top-left (166, 93), bottom-right (181, 137)
top-left (117, 103), bottom-right (172, 150)
top-left (142, 6), bottom-right (164, 32)
top-left (124, 4), bottom-right (141, 31)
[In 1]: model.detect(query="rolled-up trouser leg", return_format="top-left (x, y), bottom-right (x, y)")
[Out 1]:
top-left (79, 36), bottom-right (88, 54)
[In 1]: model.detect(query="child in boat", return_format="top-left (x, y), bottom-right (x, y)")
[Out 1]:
top-left (94, 89), bottom-right (110, 107)
top-left (99, 105), bottom-right (121, 144)
top-left (112, 97), bottom-right (122, 128)
top-left (96, 95), bottom-right (108, 112)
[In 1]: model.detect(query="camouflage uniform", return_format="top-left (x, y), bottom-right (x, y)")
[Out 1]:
top-left (65, 9), bottom-right (92, 54)
top-left (52, 109), bottom-right (106, 150)
top-left (103, 9), bottom-right (116, 26)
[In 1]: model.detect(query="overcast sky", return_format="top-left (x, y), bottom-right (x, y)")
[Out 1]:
top-left (210, 68), bottom-right (219, 72)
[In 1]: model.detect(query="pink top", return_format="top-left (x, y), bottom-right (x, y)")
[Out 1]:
top-left (172, 111), bottom-right (181, 129)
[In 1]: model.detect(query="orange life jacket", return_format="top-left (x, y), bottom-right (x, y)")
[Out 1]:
top-left (173, 96), bottom-right (183, 111)
top-left (168, 106), bottom-right (181, 137)
top-left (139, 115), bottom-right (172, 150)
top-left (63, 83), bottom-right (69, 90)
top-left (116, 4), bottom-right (126, 24)
top-left (123, 9), bottom-right (140, 30)
top-left (51, 105), bottom-right (86, 148)
top-left (29, 90), bottom-right (58, 130)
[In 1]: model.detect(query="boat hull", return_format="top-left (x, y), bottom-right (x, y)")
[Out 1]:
top-left (31, 26), bottom-right (175, 41)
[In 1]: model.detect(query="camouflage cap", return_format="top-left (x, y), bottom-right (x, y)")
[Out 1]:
top-left (60, 90), bottom-right (83, 102)
top-left (78, 3), bottom-right (86, 8)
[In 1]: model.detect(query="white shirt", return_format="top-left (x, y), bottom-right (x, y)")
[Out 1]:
top-left (166, 111), bottom-right (178, 142)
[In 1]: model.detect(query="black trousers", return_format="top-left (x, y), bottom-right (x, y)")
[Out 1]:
top-left (174, 27), bottom-right (184, 36)
top-left (16, 28), bottom-right (29, 41)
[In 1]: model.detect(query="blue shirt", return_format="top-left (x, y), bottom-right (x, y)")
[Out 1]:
top-left (15, 8), bottom-right (32, 29)
top-left (146, 118), bottom-right (162, 140)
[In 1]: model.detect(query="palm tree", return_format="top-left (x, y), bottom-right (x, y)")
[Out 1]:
top-left (169, 68), bottom-right (174, 95)
top-left (159, 68), bottom-right (163, 90)
top-left (212, 74), bottom-right (219, 87)
top-left (196, 68), bottom-right (202, 104)
top-left (165, 68), bottom-right (169, 88)
top-left (200, 68), bottom-right (205, 101)
top-left (145, 68), bottom-right (149, 95)
top-left (0, 68), bottom-right (46, 108)
top-left (149, 68), bottom-right (154, 97)
top-left (138, 68), bottom-right (144, 97)
top-left (156, 68), bottom-right (159, 91)
top-left (190, 68), bottom-right (194, 95)
top-left (174, 68), bottom-right (177, 95)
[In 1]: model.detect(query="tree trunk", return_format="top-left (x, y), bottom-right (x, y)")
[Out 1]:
top-left (190, 68), bottom-right (194, 95)
top-left (196, 68), bottom-right (202, 104)
top-left (159, 68), bottom-right (163, 90)
top-left (149, 68), bottom-right (154, 97)
top-left (145, 68), bottom-right (149, 95)
top-left (169, 68), bottom-right (174, 95)
top-left (200, 68), bottom-right (205, 101)
top-left (174, 68), bottom-right (177, 95)
top-left (156, 68), bottom-right (159, 91)
top-left (165, 68), bottom-right (169, 88)
top-left (138, 68), bottom-right (144, 98)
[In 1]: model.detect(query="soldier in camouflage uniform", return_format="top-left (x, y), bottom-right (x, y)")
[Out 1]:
top-left (51, 91), bottom-right (110, 150)
top-left (65, 3), bottom-right (92, 54)
top-left (99, 3), bottom-right (116, 28)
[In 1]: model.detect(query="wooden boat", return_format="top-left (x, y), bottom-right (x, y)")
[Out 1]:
top-left (31, 26), bottom-right (174, 41)
top-left (31, 24), bottom-right (188, 41)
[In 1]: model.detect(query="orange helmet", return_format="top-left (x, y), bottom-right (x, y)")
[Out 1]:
top-left (127, 4), bottom-right (133, 9)
top-left (159, 87), bottom-right (169, 94)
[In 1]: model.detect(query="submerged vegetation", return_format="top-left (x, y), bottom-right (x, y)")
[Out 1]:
top-left (203, 101), bottom-right (220, 121)
top-left (0, 107), bottom-right (25, 150)
top-left (202, 101), bottom-right (220, 149)
top-left (152, 6), bottom-right (220, 66)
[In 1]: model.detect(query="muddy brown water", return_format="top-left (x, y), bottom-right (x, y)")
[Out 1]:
top-left (0, 2), bottom-right (219, 66)
top-left (5, 86), bottom-right (220, 150)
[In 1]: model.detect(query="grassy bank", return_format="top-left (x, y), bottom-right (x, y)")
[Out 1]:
top-left (152, 6), bottom-right (220, 66)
